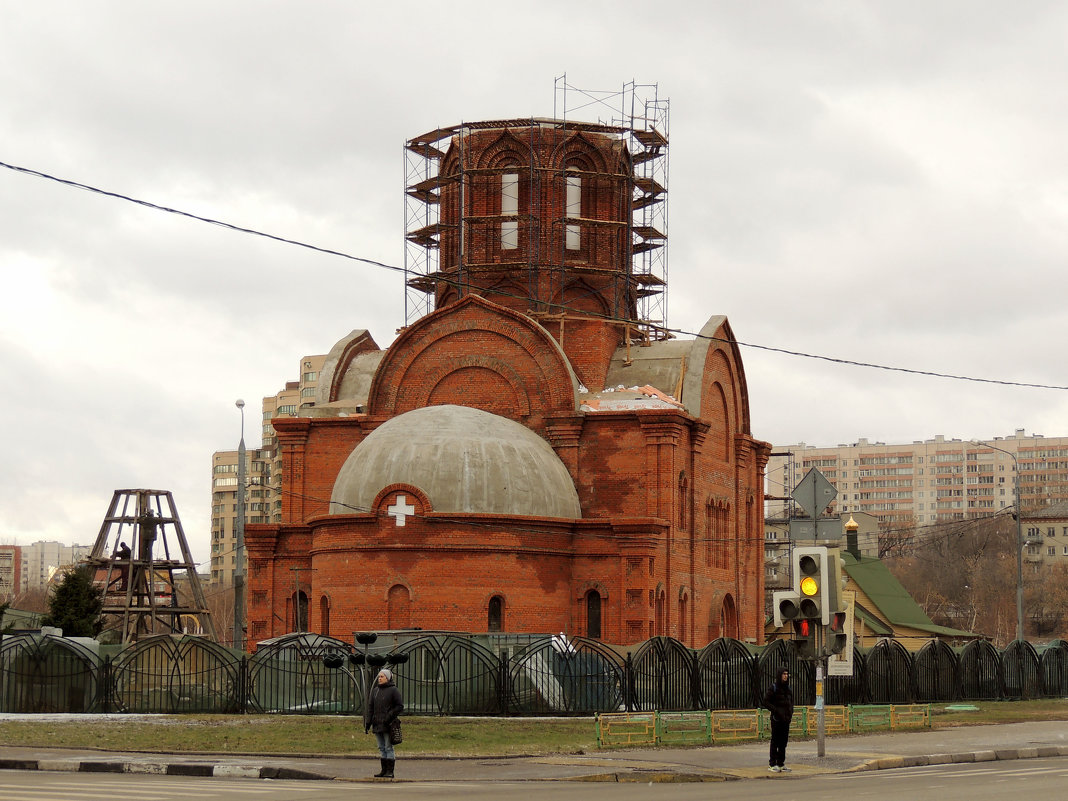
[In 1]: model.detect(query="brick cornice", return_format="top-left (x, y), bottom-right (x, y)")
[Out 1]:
top-left (272, 416), bottom-right (312, 445)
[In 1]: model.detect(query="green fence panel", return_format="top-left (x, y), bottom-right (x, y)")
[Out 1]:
top-left (851, 704), bottom-right (892, 731)
top-left (658, 711), bottom-right (713, 745)
top-left (596, 711), bottom-right (658, 747)
top-left (711, 709), bottom-right (761, 743)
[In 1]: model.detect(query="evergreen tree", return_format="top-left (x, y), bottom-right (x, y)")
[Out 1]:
top-left (41, 566), bottom-right (104, 637)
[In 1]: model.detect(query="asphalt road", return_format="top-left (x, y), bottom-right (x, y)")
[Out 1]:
top-left (5, 759), bottom-right (1068, 801)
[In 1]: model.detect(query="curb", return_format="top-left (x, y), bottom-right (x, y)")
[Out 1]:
top-left (0, 758), bottom-right (334, 781)
top-left (857, 744), bottom-right (1068, 772)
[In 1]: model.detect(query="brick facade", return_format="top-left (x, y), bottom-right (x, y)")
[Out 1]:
top-left (245, 119), bottom-right (770, 649)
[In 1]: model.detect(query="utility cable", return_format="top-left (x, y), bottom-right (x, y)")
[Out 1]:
top-left (3, 158), bottom-right (1067, 391)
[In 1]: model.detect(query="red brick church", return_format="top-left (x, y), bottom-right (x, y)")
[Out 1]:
top-left (245, 116), bottom-right (771, 648)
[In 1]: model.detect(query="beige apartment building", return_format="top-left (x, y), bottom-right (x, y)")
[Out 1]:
top-left (18, 541), bottom-right (92, 593)
top-left (767, 430), bottom-right (1068, 534)
top-left (209, 354), bottom-right (326, 586)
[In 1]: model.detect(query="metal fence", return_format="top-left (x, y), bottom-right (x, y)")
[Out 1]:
top-left (2, 632), bottom-right (1066, 715)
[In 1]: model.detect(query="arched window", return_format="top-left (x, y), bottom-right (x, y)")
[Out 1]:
top-left (678, 590), bottom-right (689, 644)
top-left (290, 591), bottom-right (309, 632)
top-left (501, 172), bottom-right (519, 249)
top-left (565, 172), bottom-right (581, 250)
top-left (320, 596), bottom-right (330, 638)
top-left (654, 587), bottom-right (666, 636)
top-left (488, 595), bottom-right (504, 632)
top-left (586, 590), bottom-right (602, 639)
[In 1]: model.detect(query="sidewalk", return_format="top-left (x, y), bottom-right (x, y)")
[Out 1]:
top-left (1, 721), bottom-right (1066, 782)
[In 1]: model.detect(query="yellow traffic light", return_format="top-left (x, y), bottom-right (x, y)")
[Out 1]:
top-left (800, 575), bottom-right (819, 596)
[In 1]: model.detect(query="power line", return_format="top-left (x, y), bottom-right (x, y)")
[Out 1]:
top-left (4, 158), bottom-right (1068, 392)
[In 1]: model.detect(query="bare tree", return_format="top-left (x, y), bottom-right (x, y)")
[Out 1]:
top-left (886, 514), bottom-right (1018, 645)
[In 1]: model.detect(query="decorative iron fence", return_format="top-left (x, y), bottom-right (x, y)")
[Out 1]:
top-left (1, 631), bottom-right (1065, 716)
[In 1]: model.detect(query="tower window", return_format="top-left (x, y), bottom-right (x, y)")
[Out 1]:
top-left (565, 175), bottom-right (581, 250)
top-left (501, 173), bottom-right (518, 250)
top-left (586, 589), bottom-right (601, 639)
top-left (488, 595), bottom-right (503, 632)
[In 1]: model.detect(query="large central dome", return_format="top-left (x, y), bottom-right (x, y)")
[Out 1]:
top-left (330, 405), bottom-right (581, 519)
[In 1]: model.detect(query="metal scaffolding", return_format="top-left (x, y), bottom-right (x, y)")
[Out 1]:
top-left (402, 79), bottom-right (669, 341)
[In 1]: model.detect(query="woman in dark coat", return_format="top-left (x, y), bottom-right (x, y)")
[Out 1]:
top-left (364, 668), bottom-right (404, 778)
top-left (762, 666), bottom-right (794, 772)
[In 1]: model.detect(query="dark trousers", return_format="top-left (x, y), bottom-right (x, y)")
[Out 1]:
top-left (769, 718), bottom-right (790, 767)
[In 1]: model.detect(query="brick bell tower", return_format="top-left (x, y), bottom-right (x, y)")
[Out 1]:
top-left (403, 105), bottom-right (669, 390)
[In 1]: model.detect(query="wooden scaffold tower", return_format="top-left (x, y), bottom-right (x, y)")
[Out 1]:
top-left (87, 489), bottom-right (217, 643)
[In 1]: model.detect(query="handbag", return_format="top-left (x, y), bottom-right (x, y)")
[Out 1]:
top-left (388, 717), bottom-right (403, 745)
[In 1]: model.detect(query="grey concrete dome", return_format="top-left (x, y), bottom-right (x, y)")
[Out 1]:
top-left (330, 405), bottom-right (581, 519)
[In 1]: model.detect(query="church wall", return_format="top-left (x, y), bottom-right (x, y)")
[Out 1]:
top-left (552, 316), bottom-right (622, 391)
top-left (304, 515), bottom-right (578, 637)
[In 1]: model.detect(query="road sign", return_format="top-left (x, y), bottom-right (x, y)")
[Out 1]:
top-left (789, 518), bottom-right (844, 542)
top-left (792, 468), bottom-right (837, 519)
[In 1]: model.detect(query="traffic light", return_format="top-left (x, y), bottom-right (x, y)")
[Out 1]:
top-left (793, 546), bottom-right (831, 624)
top-left (827, 611), bottom-right (848, 655)
top-left (791, 618), bottom-right (816, 659)
top-left (772, 589), bottom-right (801, 627)
top-left (825, 548), bottom-right (846, 619)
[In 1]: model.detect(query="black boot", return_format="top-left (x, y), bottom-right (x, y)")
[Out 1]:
top-left (383, 758), bottom-right (395, 779)
top-left (373, 758), bottom-right (388, 778)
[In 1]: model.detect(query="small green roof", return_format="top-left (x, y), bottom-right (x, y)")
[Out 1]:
top-left (843, 551), bottom-right (974, 639)
top-left (852, 602), bottom-right (893, 636)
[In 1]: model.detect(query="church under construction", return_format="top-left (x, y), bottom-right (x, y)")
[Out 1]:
top-left (245, 87), bottom-right (771, 648)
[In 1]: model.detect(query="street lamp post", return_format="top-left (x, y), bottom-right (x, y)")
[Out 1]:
top-left (234, 399), bottom-right (247, 652)
top-left (974, 440), bottom-right (1025, 642)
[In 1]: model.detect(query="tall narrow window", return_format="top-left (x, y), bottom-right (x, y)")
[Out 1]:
top-left (501, 173), bottom-right (518, 249)
top-left (488, 595), bottom-right (503, 632)
top-left (291, 591), bottom-right (309, 632)
top-left (565, 174), bottom-right (581, 250)
top-left (586, 590), bottom-right (602, 639)
top-left (320, 596), bottom-right (330, 638)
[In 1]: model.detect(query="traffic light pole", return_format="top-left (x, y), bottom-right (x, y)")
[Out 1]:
top-left (816, 628), bottom-right (826, 757)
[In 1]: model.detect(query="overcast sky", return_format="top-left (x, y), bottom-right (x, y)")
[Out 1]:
top-left (3, 2), bottom-right (1067, 568)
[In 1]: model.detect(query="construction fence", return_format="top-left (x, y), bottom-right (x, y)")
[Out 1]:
top-left (0, 631), bottom-right (1065, 715)
top-left (595, 704), bottom-right (931, 747)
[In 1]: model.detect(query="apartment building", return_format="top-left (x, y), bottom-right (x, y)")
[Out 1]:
top-left (0, 545), bottom-right (20, 601)
top-left (18, 541), bottom-right (92, 592)
top-left (209, 354), bottom-right (325, 586)
top-left (1022, 500), bottom-right (1068, 570)
top-left (767, 430), bottom-right (1068, 535)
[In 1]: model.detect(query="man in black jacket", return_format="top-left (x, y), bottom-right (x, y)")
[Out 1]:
top-left (762, 667), bottom-right (794, 772)
top-left (364, 668), bottom-right (404, 779)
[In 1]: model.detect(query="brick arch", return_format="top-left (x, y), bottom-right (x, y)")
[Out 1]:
top-left (548, 131), bottom-right (617, 173)
top-left (708, 381), bottom-right (731, 463)
top-left (708, 591), bottom-right (738, 641)
top-left (370, 483), bottom-right (433, 518)
top-left (475, 278), bottom-right (530, 310)
top-left (475, 130), bottom-right (534, 169)
top-left (438, 286), bottom-right (459, 308)
top-left (575, 580), bottom-right (609, 601)
top-left (368, 295), bottom-right (580, 420)
top-left (551, 278), bottom-right (611, 317)
top-left (681, 316), bottom-right (753, 436)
